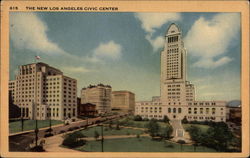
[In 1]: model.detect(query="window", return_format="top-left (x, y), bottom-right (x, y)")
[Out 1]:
top-left (212, 108), bottom-right (216, 114)
top-left (168, 108), bottom-right (171, 113)
top-left (188, 108), bottom-right (191, 114)
top-left (178, 108), bottom-right (181, 113)
top-left (194, 108), bottom-right (197, 114)
top-left (173, 108), bottom-right (176, 113)
top-left (200, 108), bottom-right (203, 114)
top-left (206, 108), bottom-right (209, 114)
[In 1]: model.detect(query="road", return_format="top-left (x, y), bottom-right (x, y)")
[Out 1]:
top-left (9, 114), bottom-right (126, 151)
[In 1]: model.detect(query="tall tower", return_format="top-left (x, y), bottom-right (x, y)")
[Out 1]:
top-left (160, 23), bottom-right (188, 106)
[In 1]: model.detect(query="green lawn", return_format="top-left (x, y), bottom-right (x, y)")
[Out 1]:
top-left (75, 137), bottom-right (217, 152)
top-left (9, 120), bottom-right (63, 133)
top-left (78, 126), bottom-right (144, 137)
top-left (182, 124), bottom-right (210, 132)
top-left (117, 118), bottom-right (170, 129)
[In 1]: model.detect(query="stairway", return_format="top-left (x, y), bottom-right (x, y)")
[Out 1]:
top-left (169, 120), bottom-right (191, 143)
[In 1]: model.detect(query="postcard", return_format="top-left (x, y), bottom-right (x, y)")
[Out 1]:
top-left (0, 0), bottom-right (249, 157)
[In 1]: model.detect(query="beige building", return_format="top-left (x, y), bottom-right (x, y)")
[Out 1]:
top-left (111, 91), bottom-right (135, 113)
top-left (81, 84), bottom-right (111, 114)
top-left (135, 23), bottom-right (226, 122)
top-left (9, 62), bottom-right (77, 120)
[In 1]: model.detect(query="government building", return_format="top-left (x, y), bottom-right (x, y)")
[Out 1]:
top-left (9, 62), bottom-right (77, 120)
top-left (135, 23), bottom-right (226, 122)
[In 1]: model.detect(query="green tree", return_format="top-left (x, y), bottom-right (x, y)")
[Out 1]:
top-left (62, 132), bottom-right (86, 148)
top-left (146, 119), bottom-right (160, 137)
top-left (134, 115), bottom-right (143, 121)
top-left (94, 130), bottom-right (100, 141)
top-left (160, 125), bottom-right (173, 139)
top-left (163, 115), bottom-right (170, 123)
top-left (181, 116), bottom-right (188, 124)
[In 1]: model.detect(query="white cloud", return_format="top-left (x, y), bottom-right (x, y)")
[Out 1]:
top-left (62, 66), bottom-right (90, 73)
top-left (135, 13), bottom-right (181, 52)
top-left (184, 13), bottom-right (240, 68)
top-left (10, 13), bottom-right (64, 54)
top-left (92, 40), bottom-right (122, 60)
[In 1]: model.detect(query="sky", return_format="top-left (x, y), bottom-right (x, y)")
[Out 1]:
top-left (9, 12), bottom-right (241, 101)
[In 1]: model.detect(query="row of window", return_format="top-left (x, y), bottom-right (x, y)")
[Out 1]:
top-left (168, 36), bottom-right (179, 43)
top-left (188, 102), bottom-right (217, 106)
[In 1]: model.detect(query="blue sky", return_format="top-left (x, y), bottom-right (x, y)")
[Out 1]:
top-left (9, 12), bottom-right (241, 101)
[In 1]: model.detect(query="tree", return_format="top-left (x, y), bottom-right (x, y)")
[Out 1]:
top-left (160, 125), bottom-right (173, 139)
top-left (116, 123), bottom-right (120, 130)
top-left (134, 115), bottom-right (143, 121)
top-left (163, 115), bottom-right (170, 123)
top-left (62, 132), bottom-right (86, 148)
top-left (94, 130), bottom-right (100, 141)
top-left (181, 116), bottom-right (188, 124)
top-left (146, 119), bottom-right (160, 137)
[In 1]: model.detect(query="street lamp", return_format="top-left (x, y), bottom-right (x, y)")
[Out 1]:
top-left (98, 124), bottom-right (104, 152)
top-left (34, 119), bottom-right (39, 147)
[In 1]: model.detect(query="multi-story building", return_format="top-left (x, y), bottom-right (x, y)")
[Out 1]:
top-left (135, 23), bottom-right (226, 122)
top-left (111, 90), bottom-right (135, 113)
top-left (8, 62), bottom-right (77, 120)
top-left (81, 84), bottom-right (111, 114)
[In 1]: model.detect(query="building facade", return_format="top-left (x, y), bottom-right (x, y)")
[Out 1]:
top-left (78, 103), bottom-right (97, 117)
top-left (135, 23), bottom-right (226, 122)
top-left (81, 84), bottom-right (111, 114)
top-left (9, 62), bottom-right (77, 120)
top-left (111, 91), bottom-right (135, 113)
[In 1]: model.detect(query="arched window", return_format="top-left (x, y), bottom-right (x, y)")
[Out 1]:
top-left (168, 108), bottom-right (171, 113)
top-left (178, 108), bottom-right (181, 113)
top-left (173, 108), bottom-right (176, 113)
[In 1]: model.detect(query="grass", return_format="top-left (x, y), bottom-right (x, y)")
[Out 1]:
top-left (77, 126), bottom-right (144, 137)
top-left (182, 124), bottom-right (210, 132)
top-left (75, 137), bottom-right (217, 152)
top-left (117, 118), bottom-right (170, 129)
top-left (9, 120), bottom-right (63, 133)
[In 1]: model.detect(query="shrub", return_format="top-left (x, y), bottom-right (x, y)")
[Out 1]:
top-left (94, 130), bottom-right (100, 141)
top-left (68, 127), bottom-right (74, 131)
top-left (181, 117), bottom-right (188, 124)
top-left (65, 122), bottom-right (69, 126)
top-left (30, 145), bottom-right (45, 152)
top-left (62, 131), bottom-right (86, 148)
top-left (59, 130), bottom-right (65, 134)
top-left (116, 123), bottom-right (120, 130)
top-left (143, 118), bottom-right (149, 121)
top-left (163, 115), bottom-right (170, 123)
top-left (44, 133), bottom-right (54, 138)
top-left (45, 128), bottom-right (53, 132)
top-left (133, 115), bottom-right (143, 121)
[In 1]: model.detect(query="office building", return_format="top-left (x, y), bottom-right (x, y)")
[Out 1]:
top-left (111, 90), bottom-right (135, 113)
top-left (9, 62), bottom-right (77, 120)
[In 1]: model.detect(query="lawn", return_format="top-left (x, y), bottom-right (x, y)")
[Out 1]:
top-left (182, 124), bottom-right (210, 132)
top-left (117, 118), bottom-right (170, 129)
top-left (76, 137), bottom-right (217, 152)
top-left (78, 126), bottom-right (144, 137)
top-left (9, 120), bottom-right (63, 133)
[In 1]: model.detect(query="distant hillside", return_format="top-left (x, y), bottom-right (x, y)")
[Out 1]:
top-left (227, 100), bottom-right (241, 107)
